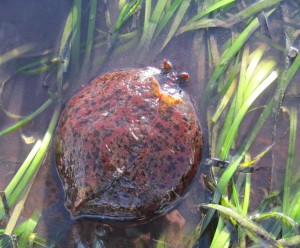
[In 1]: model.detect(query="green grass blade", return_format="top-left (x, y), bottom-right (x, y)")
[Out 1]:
top-left (234, 46), bottom-right (249, 116)
top-left (70, 0), bottom-right (82, 76)
top-left (59, 6), bottom-right (73, 74)
top-left (201, 49), bottom-right (300, 238)
top-left (277, 235), bottom-right (300, 247)
top-left (15, 212), bottom-right (40, 248)
top-left (139, 0), bottom-right (168, 53)
top-left (210, 219), bottom-right (230, 248)
top-left (154, 0), bottom-right (183, 41)
top-left (5, 106), bottom-right (60, 208)
top-left (83, 0), bottom-right (98, 68)
top-left (0, 44), bottom-right (33, 66)
top-left (252, 212), bottom-right (298, 231)
top-left (4, 185), bottom-right (33, 236)
top-left (188, 0), bottom-right (235, 24)
top-left (244, 59), bottom-right (277, 99)
top-left (161, 0), bottom-right (192, 51)
top-left (4, 141), bottom-right (42, 198)
top-left (205, 16), bottom-right (262, 99)
top-left (282, 104), bottom-right (297, 236)
top-left (17, 55), bottom-right (56, 75)
top-left (226, 0), bottom-right (281, 27)
top-left (245, 45), bottom-right (266, 83)
top-left (0, 97), bottom-right (55, 138)
top-left (114, 0), bottom-right (141, 32)
top-left (140, 0), bottom-right (151, 48)
top-left (211, 79), bottom-right (236, 123)
top-left (199, 98), bottom-right (276, 238)
top-left (202, 203), bottom-right (282, 247)
top-left (220, 70), bottom-right (277, 159)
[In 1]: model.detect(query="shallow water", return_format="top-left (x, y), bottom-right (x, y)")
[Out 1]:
top-left (0, 0), bottom-right (300, 247)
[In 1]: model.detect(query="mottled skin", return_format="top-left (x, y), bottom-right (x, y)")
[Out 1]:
top-left (55, 62), bottom-right (203, 219)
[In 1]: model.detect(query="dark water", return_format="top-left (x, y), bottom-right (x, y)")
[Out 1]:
top-left (0, 0), bottom-right (300, 247)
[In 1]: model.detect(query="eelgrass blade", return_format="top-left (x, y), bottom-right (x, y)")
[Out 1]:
top-left (289, 180), bottom-right (300, 222)
top-left (4, 183), bottom-right (33, 236)
top-left (220, 70), bottom-right (277, 159)
top-left (29, 234), bottom-right (47, 247)
top-left (251, 212), bottom-right (298, 231)
top-left (210, 51), bottom-right (240, 104)
top-left (153, 0), bottom-right (183, 41)
top-left (210, 218), bottom-right (230, 248)
top-left (277, 235), bottom-right (300, 247)
top-left (3, 106), bottom-right (60, 210)
top-left (140, 0), bottom-right (151, 51)
top-left (15, 212), bottom-right (40, 248)
top-left (59, 7), bottom-right (73, 74)
top-left (234, 46), bottom-right (249, 118)
top-left (0, 76), bottom-right (23, 120)
top-left (188, 0), bottom-right (235, 24)
top-left (225, 0), bottom-right (281, 27)
top-left (202, 204), bottom-right (282, 247)
top-left (282, 103), bottom-right (297, 236)
top-left (161, 0), bottom-right (192, 51)
top-left (198, 51), bottom-right (300, 241)
top-left (0, 97), bottom-right (56, 138)
top-left (113, 0), bottom-right (141, 32)
top-left (70, 0), bottom-right (82, 77)
top-left (139, 0), bottom-right (169, 54)
top-left (177, 0), bottom-right (235, 35)
top-left (17, 55), bottom-right (56, 75)
top-left (0, 44), bottom-right (33, 66)
top-left (83, 0), bottom-right (98, 68)
top-left (205, 16), bottom-right (261, 99)
top-left (243, 59), bottom-right (277, 99)
top-left (245, 45), bottom-right (266, 83)
top-left (4, 141), bottom-right (42, 199)
top-left (211, 79), bottom-right (236, 123)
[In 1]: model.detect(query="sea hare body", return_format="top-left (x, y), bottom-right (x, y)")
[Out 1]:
top-left (55, 61), bottom-right (203, 219)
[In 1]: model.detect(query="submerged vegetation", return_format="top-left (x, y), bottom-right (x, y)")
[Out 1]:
top-left (0, 0), bottom-right (300, 247)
